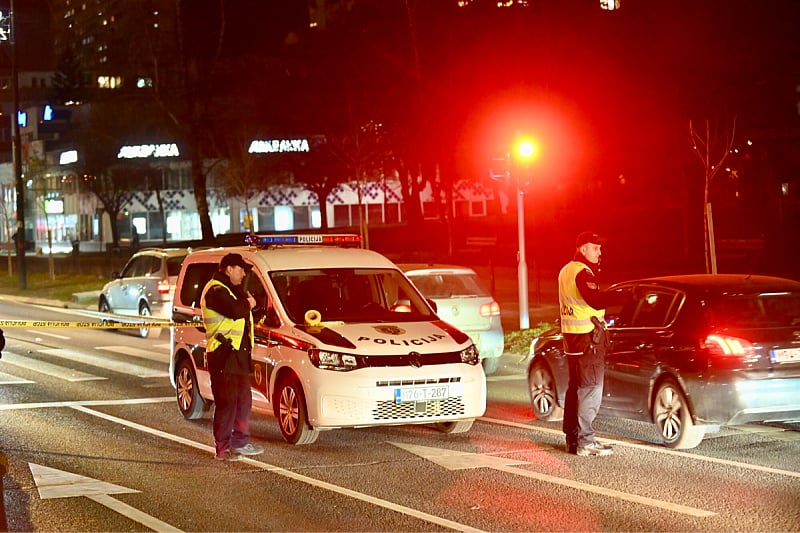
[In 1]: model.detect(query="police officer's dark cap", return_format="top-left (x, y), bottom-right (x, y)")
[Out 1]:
top-left (219, 253), bottom-right (251, 271)
top-left (576, 231), bottom-right (606, 248)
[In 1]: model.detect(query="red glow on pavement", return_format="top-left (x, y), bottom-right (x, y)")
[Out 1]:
top-left (419, 429), bottom-right (605, 530)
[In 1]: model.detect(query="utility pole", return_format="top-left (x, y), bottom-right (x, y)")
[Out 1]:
top-left (6, 0), bottom-right (26, 288)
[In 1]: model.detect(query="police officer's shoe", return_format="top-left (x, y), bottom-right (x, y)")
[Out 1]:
top-left (566, 443), bottom-right (578, 454)
top-left (233, 443), bottom-right (264, 456)
top-left (215, 449), bottom-right (242, 462)
top-left (576, 442), bottom-right (613, 456)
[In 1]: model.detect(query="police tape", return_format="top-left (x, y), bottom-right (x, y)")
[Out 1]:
top-left (0, 320), bottom-right (179, 329)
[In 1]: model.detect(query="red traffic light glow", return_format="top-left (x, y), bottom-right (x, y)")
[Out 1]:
top-left (517, 140), bottom-right (536, 158)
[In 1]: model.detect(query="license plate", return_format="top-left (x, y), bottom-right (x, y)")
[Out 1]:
top-left (395, 385), bottom-right (449, 403)
top-left (770, 348), bottom-right (800, 363)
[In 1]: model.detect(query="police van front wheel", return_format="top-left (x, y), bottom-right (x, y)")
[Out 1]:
top-left (275, 376), bottom-right (319, 445)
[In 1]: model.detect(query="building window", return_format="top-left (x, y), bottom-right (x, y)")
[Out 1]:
top-left (333, 204), bottom-right (350, 227)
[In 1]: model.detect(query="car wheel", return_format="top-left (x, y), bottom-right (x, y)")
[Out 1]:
top-left (481, 356), bottom-right (500, 376)
top-left (138, 303), bottom-right (152, 338)
top-left (528, 360), bottom-right (564, 422)
top-left (175, 357), bottom-right (211, 420)
top-left (98, 297), bottom-right (117, 331)
top-left (434, 420), bottom-right (474, 434)
top-left (652, 379), bottom-right (705, 449)
top-left (275, 376), bottom-right (319, 445)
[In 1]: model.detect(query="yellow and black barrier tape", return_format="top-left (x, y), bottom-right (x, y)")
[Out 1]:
top-left (0, 319), bottom-right (179, 329)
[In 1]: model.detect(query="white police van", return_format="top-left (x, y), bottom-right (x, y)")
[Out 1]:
top-left (169, 234), bottom-right (486, 444)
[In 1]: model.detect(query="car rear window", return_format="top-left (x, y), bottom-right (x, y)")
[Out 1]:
top-left (167, 256), bottom-right (186, 277)
top-left (408, 272), bottom-right (490, 298)
top-left (709, 291), bottom-right (800, 328)
top-left (179, 263), bottom-right (219, 308)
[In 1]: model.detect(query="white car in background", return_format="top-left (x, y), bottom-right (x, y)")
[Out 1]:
top-left (399, 264), bottom-right (505, 375)
top-left (98, 247), bottom-right (193, 337)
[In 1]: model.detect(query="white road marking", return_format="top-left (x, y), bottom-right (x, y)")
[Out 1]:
top-left (0, 352), bottom-right (105, 382)
top-left (0, 397), bottom-right (174, 411)
top-left (4, 398), bottom-right (798, 528)
top-left (0, 370), bottom-right (35, 384)
top-left (391, 442), bottom-right (715, 518)
top-left (40, 348), bottom-right (168, 378)
top-left (480, 416), bottom-right (800, 479)
top-left (71, 405), bottom-right (487, 533)
top-left (96, 346), bottom-right (169, 363)
top-left (27, 330), bottom-right (71, 340)
top-left (30, 463), bottom-right (183, 532)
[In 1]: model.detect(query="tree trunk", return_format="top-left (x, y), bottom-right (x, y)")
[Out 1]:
top-left (191, 151), bottom-right (215, 242)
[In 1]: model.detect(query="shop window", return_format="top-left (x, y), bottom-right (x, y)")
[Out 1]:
top-left (257, 207), bottom-right (275, 231)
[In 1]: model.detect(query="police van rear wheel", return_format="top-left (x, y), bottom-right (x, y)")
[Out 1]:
top-left (175, 357), bottom-right (211, 419)
top-left (276, 376), bottom-right (319, 445)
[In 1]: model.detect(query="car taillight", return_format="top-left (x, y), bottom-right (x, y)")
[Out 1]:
top-left (158, 280), bottom-right (171, 295)
top-left (480, 301), bottom-right (500, 317)
top-left (704, 334), bottom-right (755, 357)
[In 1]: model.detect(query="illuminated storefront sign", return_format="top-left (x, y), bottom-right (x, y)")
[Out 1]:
top-left (59, 150), bottom-right (78, 165)
top-left (117, 143), bottom-right (180, 159)
top-left (44, 199), bottom-right (64, 214)
top-left (248, 138), bottom-right (310, 154)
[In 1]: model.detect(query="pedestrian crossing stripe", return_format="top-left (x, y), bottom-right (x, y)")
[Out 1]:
top-left (1, 352), bottom-right (106, 382)
top-left (0, 370), bottom-right (35, 384)
top-left (39, 348), bottom-right (169, 378)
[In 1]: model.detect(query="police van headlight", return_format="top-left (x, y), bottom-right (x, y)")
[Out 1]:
top-left (459, 344), bottom-right (480, 365)
top-left (309, 349), bottom-right (359, 371)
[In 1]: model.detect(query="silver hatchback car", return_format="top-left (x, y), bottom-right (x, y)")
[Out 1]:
top-left (98, 247), bottom-right (193, 337)
top-left (400, 264), bottom-right (504, 374)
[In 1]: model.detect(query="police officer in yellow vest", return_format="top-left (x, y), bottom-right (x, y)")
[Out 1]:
top-left (201, 253), bottom-right (265, 461)
top-left (558, 232), bottom-right (616, 457)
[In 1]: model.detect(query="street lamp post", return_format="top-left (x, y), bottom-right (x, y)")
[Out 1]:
top-left (515, 139), bottom-right (535, 330)
top-left (516, 171), bottom-right (529, 330)
top-left (6, 0), bottom-right (26, 288)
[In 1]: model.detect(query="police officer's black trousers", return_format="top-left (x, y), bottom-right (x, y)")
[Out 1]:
top-left (563, 335), bottom-right (605, 449)
top-left (210, 371), bottom-right (252, 454)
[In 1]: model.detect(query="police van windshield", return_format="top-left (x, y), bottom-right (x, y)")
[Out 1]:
top-left (270, 268), bottom-right (436, 324)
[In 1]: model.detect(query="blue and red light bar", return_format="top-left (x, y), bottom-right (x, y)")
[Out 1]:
top-left (245, 233), bottom-right (362, 247)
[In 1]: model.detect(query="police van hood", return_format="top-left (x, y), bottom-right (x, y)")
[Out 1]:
top-left (294, 320), bottom-right (471, 353)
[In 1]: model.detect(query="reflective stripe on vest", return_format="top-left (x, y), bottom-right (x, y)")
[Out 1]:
top-left (558, 261), bottom-right (605, 334)
top-left (200, 279), bottom-right (254, 352)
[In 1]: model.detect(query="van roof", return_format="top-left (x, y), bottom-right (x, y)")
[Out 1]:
top-left (190, 245), bottom-right (399, 272)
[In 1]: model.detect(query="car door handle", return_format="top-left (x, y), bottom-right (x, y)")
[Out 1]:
top-left (635, 343), bottom-right (653, 350)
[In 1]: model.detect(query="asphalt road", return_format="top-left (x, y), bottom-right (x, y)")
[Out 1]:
top-left (2, 298), bottom-right (799, 531)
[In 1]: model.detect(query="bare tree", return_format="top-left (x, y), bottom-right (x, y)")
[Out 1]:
top-left (0, 193), bottom-right (14, 276)
top-left (689, 118), bottom-right (736, 274)
top-left (213, 133), bottom-right (290, 233)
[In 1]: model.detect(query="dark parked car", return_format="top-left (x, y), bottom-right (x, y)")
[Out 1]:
top-left (527, 274), bottom-right (800, 449)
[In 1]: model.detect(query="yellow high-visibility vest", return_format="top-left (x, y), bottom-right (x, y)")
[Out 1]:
top-left (201, 279), bottom-right (254, 352)
top-left (558, 261), bottom-right (604, 334)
